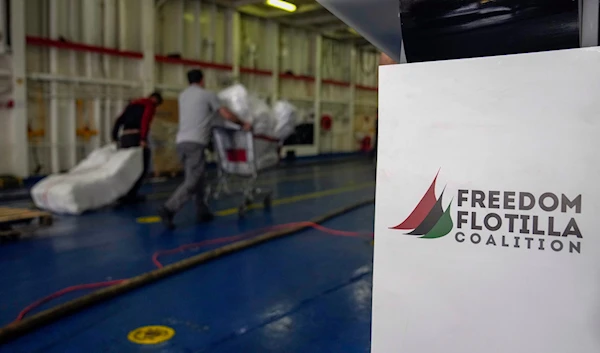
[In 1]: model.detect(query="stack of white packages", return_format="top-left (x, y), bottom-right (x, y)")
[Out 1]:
top-left (217, 83), bottom-right (250, 124)
top-left (217, 83), bottom-right (297, 140)
top-left (31, 144), bottom-right (143, 215)
top-left (248, 94), bottom-right (276, 136)
top-left (215, 83), bottom-right (298, 172)
top-left (271, 100), bottom-right (298, 140)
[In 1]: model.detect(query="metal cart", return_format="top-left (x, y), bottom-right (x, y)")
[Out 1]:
top-left (209, 126), bottom-right (281, 217)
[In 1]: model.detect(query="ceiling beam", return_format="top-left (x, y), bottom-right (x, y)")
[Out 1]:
top-left (354, 38), bottom-right (372, 46)
top-left (292, 14), bottom-right (339, 26)
top-left (233, 0), bottom-right (264, 6)
top-left (233, 5), bottom-right (322, 32)
top-left (318, 22), bottom-right (349, 32)
top-left (333, 33), bottom-right (363, 41)
top-left (235, 5), bottom-right (271, 17)
top-left (213, 0), bottom-right (366, 43)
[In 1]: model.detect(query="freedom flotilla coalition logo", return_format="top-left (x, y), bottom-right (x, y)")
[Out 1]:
top-left (391, 172), bottom-right (583, 254)
top-left (390, 173), bottom-right (453, 239)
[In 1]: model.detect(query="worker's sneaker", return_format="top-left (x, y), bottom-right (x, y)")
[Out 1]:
top-left (158, 207), bottom-right (175, 230)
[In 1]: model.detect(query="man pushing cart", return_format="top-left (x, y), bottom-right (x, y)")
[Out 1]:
top-left (158, 69), bottom-right (250, 230)
top-left (158, 70), bottom-right (297, 230)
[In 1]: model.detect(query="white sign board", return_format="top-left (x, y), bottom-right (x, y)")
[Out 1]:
top-left (372, 48), bottom-right (600, 353)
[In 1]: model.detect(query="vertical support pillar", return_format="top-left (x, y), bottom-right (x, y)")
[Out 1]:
top-left (141, 0), bottom-right (155, 95)
top-left (140, 0), bottom-right (155, 156)
top-left (581, 0), bottom-right (599, 47)
top-left (270, 20), bottom-right (279, 103)
top-left (194, 0), bottom-right (202, 59)
top-left (49, 0), bottom-right (60, 173)
top-left (177, 0), bottom-right (185, 84)
top-left (81, 0), bottom-right (93, 77)
top-left (114, 0), bottom-right (125, 142)
top-left (71, 0), bottom-right (88, 165)
top-left (0, 0), bottom-right (6, 54)
top-left (9, 0), bottom-right (29, 177)
top-left (103, 0), bottom-right (116, 145)
top-left (291, 28), bottom-right (299, 75)
top-left (209, 2), bottom-right (216, 63)
top-left (103, 97), bottom-right (112, 144)
top-left (313, 34), bottom-right (322, 154)
top-left (91, 99), bottom-right (101, 150)
top-left (68, 0), bottom-right (78, 162)
top-left (66, 98), bottom-right (77, 165)
top-left (349, 46), bottom-right (357, 152)
top-left (231, 10), bottom-right (241, 80)
top-left (115, 99), bottom-right (125, 127)
top-left (117, 0), bottom-right (127, 110)
top-left (118, 0), bottom-right (128, 76)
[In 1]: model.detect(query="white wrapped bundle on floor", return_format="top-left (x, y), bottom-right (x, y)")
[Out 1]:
top-left (248, 94), bottom-right (276, 136)
top-left (272, 100), bottom-right (298, 140)
top-left (217, 84), bottom-right (250, 122)
top-left (31, 144), bottom-right (143, 215)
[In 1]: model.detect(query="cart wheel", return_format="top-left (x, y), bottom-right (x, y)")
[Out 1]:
top-left (238, 205), bottom-right (247, 218)
top-left (263, 194), bottom-right (272, 210)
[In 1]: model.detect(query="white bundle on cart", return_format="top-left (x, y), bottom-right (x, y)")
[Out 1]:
top-left (272, 100), bottom-right (298, 140)
top-left (217, 84), bottom-right (298, 138)
top-left (31, 144), bottom-right (143, 215)
top-left (248, 94), bottom-right (276, 136)
top-left (217, 83), bottom-right (251, 123)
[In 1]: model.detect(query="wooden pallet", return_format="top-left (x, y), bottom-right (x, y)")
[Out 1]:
top-left (0, 207), bottom-right (52, 225)
top-left (0, 207), bottom-right (53, 241)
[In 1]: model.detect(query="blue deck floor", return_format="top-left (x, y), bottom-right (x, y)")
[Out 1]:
top-left (0, 159), bottom-right (375, 352)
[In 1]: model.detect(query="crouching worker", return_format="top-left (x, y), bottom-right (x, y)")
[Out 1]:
top-left (158, 69), bottom-right (250, 229)
top-left (112, 91), bottom-right (164, 204)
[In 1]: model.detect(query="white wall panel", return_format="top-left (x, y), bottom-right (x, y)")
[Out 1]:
top-left (322, 38), bottom-right (351, 81)
top-left (356, 50), bottom-right (378, 87)
top-left (4, 0), bottom-right (379, 177)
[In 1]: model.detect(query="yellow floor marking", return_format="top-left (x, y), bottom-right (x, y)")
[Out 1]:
top-left (140, 182), bottom-right (374, 222)
top-left (243, 164), bottom-right (371, 186)
top-left (147, 164), bottom-right (372, 201)
top-left (127, 325), bottom-right (175, 345)
top-left (214, 181), bottom-right (375, 217)
top-left (136, 216), bottom-right (162, 224)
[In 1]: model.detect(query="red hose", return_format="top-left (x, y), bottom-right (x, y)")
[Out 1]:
top-left (152, 222), bottom-right (372, 268)
top-left (14, 223), bottom-right (372, 322)
top-left (14, 280), bottom-right (127, 323)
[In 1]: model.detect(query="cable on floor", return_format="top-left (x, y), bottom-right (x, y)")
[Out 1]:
top-left (0, 198), bottom-right (374, 344)
top-left (152, 221), bottom-right (373, 269)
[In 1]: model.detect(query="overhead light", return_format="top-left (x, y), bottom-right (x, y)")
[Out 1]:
top-left (266, 0), bottom-right (297, 12)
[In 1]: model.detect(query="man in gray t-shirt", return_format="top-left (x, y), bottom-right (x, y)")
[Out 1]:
top-left (159, 69), bottom-right (250, 229)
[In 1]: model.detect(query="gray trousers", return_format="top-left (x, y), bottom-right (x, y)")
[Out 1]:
top-left (165, 142), bottom-right (208, 214)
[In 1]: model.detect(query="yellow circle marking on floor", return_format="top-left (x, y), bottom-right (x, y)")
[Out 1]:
top-left (127, 325), bottom-right (175, 345)
top-left (136, 216), bottom-right (162, 224)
